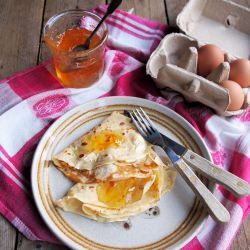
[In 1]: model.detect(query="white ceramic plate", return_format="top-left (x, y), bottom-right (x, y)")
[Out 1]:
top-left (32, 96), bottom-right (213, 250)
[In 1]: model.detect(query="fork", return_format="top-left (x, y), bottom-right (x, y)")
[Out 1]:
top-left (129, 108), bottom-right (230, 223)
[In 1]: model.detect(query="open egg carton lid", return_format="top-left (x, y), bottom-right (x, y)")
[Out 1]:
top-left (147, 0), bottom-right (250, 116)
top-left (177, 0), bottom-right (250, 59)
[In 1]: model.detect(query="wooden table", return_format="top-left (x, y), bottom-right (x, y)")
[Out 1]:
top-left (0, 0), bottom-right (249, 249)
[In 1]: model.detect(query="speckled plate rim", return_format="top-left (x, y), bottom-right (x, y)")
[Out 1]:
top-left (31, 96), bottom-right (214, 250)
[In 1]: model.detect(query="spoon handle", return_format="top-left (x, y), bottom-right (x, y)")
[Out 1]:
top-left (107, 0), bottom-right (123, 14)
top-left (85, 0), bottom-right (122, 48)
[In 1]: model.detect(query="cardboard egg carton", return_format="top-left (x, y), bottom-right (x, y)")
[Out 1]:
top-left (146, 0), bottom-right (250, 116)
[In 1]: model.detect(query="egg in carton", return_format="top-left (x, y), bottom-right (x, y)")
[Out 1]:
top-left (146, 0), bottom-right (250, 116)
top-left (146, 33), bottom-right (250, 116)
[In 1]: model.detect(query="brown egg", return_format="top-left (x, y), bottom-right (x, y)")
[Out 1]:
top-left (229, 59), bottom-right (250, 88)
top-left (197, 44), bottom-right (224, 77)
top-left (220, 80), bottom-right (244, 111)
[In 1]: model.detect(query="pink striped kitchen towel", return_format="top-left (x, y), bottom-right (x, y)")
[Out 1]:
top-left (0, 4), bottom-right (249, 250)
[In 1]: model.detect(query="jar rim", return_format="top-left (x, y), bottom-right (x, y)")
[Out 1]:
top-left (44, 9), bottom-right (108, 55)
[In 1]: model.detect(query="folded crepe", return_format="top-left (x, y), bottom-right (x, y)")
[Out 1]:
top-left (53, 111), bottom-right (176, 222)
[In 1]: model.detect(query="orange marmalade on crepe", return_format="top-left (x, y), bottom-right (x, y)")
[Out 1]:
top-left (53, 112), bottom-right (176, 222)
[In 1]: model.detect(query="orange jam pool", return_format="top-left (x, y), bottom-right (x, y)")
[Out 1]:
top-left (45, 27), bottom-right (107, 88)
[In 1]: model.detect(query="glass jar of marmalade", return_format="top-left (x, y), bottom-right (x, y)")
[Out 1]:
top-left (44, 10), bottom-right (108, 88)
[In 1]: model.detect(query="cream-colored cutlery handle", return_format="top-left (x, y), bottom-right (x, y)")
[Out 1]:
top-left (174, 158), bottom-right (230, 223)
top-left (183, 150), bottom-right (250, 197)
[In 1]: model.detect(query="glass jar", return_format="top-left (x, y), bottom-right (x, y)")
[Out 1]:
top-left (44, 10), bottom-right (108, 88)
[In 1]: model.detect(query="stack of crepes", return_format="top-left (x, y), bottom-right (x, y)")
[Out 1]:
top-left (53, 111), bottom-right (176, 222)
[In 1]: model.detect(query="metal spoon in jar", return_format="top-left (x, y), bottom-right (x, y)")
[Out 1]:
top-left (73, 0), bottom-right (122, 52)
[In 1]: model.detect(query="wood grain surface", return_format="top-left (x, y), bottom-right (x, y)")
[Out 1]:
top-left (0, 0), bottom-right (45, 78)
top-left (110, 0), bottom-right (167, 23)
top-left (0, 0), bottom-right (249, 249)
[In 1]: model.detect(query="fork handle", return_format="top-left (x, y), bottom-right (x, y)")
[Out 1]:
top-left (182, 150), bottom-right (250, 197)
top-left (174, 158), bottom-right (230, 223)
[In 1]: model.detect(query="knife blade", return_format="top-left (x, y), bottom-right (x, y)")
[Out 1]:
top-left (161, 133), bottom-right (186, 156)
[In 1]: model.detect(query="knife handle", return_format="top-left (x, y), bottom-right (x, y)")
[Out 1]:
top-left (182, 150), bottom-right (250, 197)
top-left (174, 158), bottom-right (230, 223)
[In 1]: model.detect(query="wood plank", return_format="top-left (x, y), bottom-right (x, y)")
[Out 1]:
top-left (108, 0), bottom-right (167, 23)
top-left (243, 215), bottom-right (250, 248)
top-left (16, 234), bottom-right (69, 250)
top-left (0, 0), bottom-right (45, 79)
top-left (231, 215), bottom-right (250, 250)
top-left (0, 215), bottom-right (16, 250)
top-left (39, 0), bottom-right (104, 63)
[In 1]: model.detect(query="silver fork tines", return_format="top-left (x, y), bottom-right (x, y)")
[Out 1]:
top-left (129, 110), bottom-right (147, 137)
top-left (130, 109), bottom-right (152, 135)
top-left (135, 109), bottom-right (153, 134)
top-left (129, 108), bottom-right (164, 147)
top-left (139, 107), bottom-right (156, 133)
